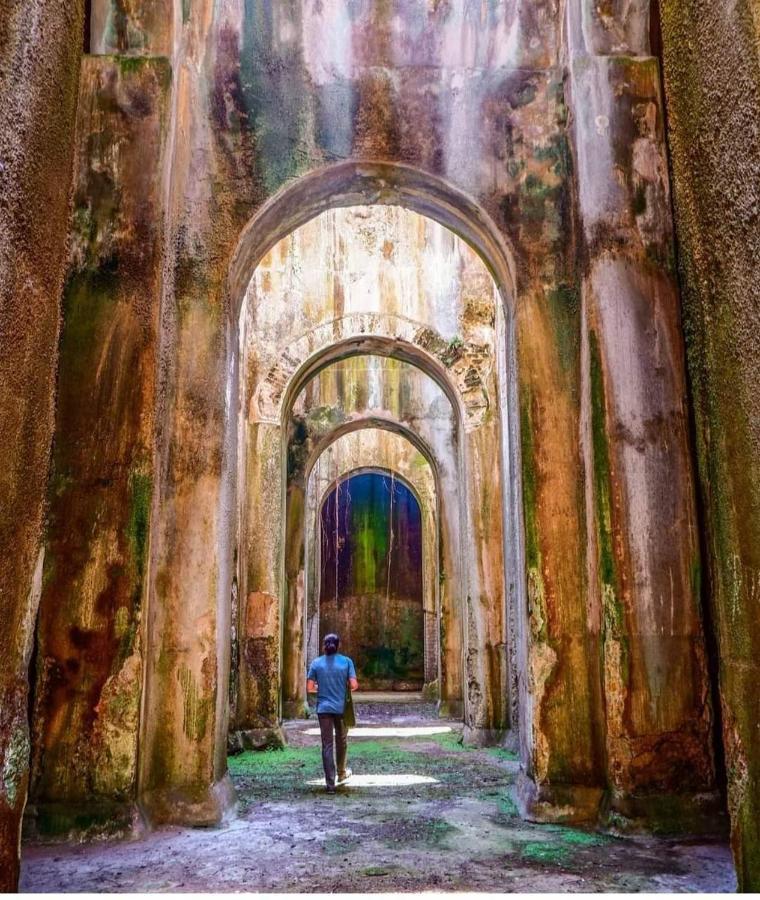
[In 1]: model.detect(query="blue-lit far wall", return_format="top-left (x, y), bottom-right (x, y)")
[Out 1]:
top-left (319, 470), bottom-right (424, 689)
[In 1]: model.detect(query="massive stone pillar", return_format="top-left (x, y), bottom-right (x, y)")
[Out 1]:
top-left (0, 0), bottom-right (84, 887)
top-left (565, 0), bottom-right (717, 828)
top-left (512, 87), bottom-right (606, 823)
top-left (658, 0), bottom-right (760, 887)
top-left (461, 394), bottom-right (509, 741)
top-left (29, 56), bottom-right (171, 837)
top-left (231, 417), bottom-right (283, 742)
top-left (137, 5), bottom-right (244, 824)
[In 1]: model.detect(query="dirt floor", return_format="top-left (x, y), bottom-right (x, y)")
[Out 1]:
top-left (21, 699), bottom-right (736, 892)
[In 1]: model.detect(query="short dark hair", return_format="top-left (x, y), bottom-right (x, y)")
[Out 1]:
top-left (323, 633), bottom-right (340, 655)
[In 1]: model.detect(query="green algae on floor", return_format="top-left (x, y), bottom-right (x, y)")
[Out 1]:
top-left (428, 731), bottom-right (468, 752)
top-left (521, 840), bottom-right (571, 865)
top-left (542, 823), bottom-right (611, 847)
top-left (227, 746), bottom-right (322, 808)
top-left (494, 794), bottom-right (520, 819)
top-left (486, 746), bottom-right (519, 761)
top-left (228, 735), bottom-right (513, 805)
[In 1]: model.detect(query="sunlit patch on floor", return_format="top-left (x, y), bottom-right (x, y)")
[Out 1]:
top-left (304, 725), bottom-right (453, 737)
top-left (306, 773), bottom-right (439, 787)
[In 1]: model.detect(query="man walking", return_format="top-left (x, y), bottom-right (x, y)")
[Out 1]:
top-left (307, 633), bottom-right (359, 794)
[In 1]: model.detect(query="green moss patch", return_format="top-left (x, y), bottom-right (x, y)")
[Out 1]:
top-left (127, 470), bottom-right (152, 581)
top-left (228, 733), bottom-right (512, 810)
top-left (521, 840), bottom-right (570, 865)
top-left (486, 746), bottom-right (519, 762)
top-left (517, 824), bottom-right (613, 868)
top-left (542, 823), bottom-right (611, 847)
top-left (360, 865), bottom-right (398, 877)
top-left (546, 283), bottom-right (580, 381)
top-left (496, 794), bottom-right (520, 818)
top-left (428, 731), bottom-right (468, 752)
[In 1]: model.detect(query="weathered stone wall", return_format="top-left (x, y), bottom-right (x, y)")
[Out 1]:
top-left (659, 0), bottom-right (760, 887)
top-left (19, 0), bottom-right (723, 845)
top-left (0, 0), bottom-right (84, 887)
top-left (29, 57), bottom-right (171, 837)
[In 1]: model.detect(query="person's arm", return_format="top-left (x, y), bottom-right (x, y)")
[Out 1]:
top-left (306, 662), bottom-right (318, 699)
top-left (348, 658), bottom-right (358, 692)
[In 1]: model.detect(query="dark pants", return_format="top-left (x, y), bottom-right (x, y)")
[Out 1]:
top-left (318, 713), bottom-right (347, 787)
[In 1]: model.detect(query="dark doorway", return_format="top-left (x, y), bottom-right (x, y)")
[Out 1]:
top-left (319, 470), bottom-right (424, 690)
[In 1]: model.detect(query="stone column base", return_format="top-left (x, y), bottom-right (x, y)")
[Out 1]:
top-left (23, 799), bottom-right (146, 842)
top-left (462, 725), bottom-right (507, 747)
top-left (516, 772), bottom-right (605, 825)
top-left (282, 699), bottom-right (310, 720)
top-left (228, 726), bottom-right (287, 754)
top-left (438, 699), bottom-right (463, 719)
top-left (139, 773), bottom-right (237, 827)
top-left (603, 789), bottom-right (727, 835)
top-left (516, 773), bottom-right (727, 834)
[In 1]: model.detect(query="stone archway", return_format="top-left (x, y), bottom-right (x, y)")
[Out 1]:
top-left (229, 203), bottom-right (519, 746)
top-left (134, 163), bottom-right (531, 825)
top-left (293, 411), bottom-right (461, 720)
top-left (226, 161), bottom-right (518, 320)
top-left (305, 432), bottom-right (439, 696)
top-left (136, 153), bottom-right (716, 833)
top-left (272, 343), bottom-right (511, 740)
top-left (315, 467), bottom-right (426, 692)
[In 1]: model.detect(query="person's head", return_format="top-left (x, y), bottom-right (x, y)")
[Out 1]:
top-left (323, 633), bottom-right (340, 655)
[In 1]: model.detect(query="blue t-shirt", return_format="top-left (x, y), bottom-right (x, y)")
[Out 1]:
top-left (307, 653), bottom-right (356, 715)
